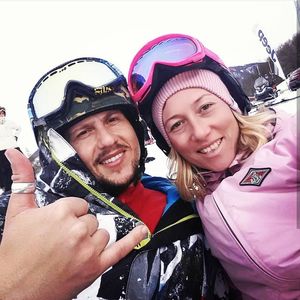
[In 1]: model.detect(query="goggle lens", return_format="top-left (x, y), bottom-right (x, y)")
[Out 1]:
top-left (129, 36), bottom-right (201, 95)
top-left (30, 58), bottom-right (120, 119)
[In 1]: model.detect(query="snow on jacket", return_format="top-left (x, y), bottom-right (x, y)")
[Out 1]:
top-left (0, 128), bottom-right (233, 299)
top-left (197, 109), bottom-right (300, 300)
top-left (0, 118), bottom-right (20, 150)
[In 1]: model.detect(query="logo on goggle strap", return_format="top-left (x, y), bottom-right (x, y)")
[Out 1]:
top-left (73, 96), bottom-right (89, 103)
top-left (94, 86), bottom-right (112, 95)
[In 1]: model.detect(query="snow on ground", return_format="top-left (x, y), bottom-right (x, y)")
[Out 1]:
top-left (145, 143), bottom-right (169, 178)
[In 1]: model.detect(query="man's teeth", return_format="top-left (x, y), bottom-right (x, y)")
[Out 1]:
top-left (102, 153), bottom-right (123, 164)
top-left (200, 139), bottom-right (221, 154)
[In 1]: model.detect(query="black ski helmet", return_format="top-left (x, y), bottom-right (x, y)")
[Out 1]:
top-left (28, 57), bottom-right (147, 173)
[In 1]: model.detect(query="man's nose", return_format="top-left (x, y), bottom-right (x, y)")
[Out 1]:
top-left (96, 126), bottom-right (116, 148)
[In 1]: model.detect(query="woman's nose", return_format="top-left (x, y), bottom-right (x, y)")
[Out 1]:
top-left (189, 119), bottom-right (210, 142)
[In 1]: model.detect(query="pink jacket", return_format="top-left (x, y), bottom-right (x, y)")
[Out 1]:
top-left (197, 110), bottom-right (300, 299)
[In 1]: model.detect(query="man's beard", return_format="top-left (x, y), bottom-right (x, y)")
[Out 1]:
top-left (94, 160), bottom-right (141, 197)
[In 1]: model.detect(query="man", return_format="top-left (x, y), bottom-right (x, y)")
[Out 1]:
top-left (1, 57), bottom-right (231, 299)
top-left (0, 106), bottom-right (21, 192)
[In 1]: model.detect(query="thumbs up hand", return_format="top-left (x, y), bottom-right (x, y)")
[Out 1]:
top-left (4, 148), bottom-right (37, 221)
top-left (0, 148), bottom-right (147, 300)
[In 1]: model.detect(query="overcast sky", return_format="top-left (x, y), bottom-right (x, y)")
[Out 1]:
top-left (0, 0), bottom-right (297, 154)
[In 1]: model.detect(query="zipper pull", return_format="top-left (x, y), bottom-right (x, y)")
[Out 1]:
top-left (134, 230), bottom-right (151, 250)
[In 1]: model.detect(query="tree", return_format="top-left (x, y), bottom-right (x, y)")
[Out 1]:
top-left (275, 32), bottom-right (300, 76)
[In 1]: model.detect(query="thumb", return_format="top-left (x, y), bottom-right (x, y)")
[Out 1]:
top-left (5, 148), bottom-right (37, 220)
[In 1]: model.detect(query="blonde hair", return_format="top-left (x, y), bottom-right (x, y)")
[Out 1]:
top-left (167, 109), bottom-right (276, 201)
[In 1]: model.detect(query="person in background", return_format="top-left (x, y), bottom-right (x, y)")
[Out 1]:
top-left (141, 118), bottom-right (156, 164)
top-left (0, 57), bottom-right (233, 299)
top-left (128, 33), bottom-right (300, 300)
top-left (141, 118), bottom-right (155, 146)
top-left (0, 106), bottom-right (21, 192)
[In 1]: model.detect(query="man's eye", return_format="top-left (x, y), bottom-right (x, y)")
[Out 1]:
top-left (76, 129), bottom-right (89, 138)
top-left (107, 115), bottom-right (120, 124)
top-left (108, 117), bottom-right (117, 123)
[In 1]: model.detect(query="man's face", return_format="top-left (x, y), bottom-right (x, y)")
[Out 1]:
top-left (66, 109), bottom-right (141, 194)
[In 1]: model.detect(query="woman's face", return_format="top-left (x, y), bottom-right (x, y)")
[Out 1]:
top-left (162, 88), bottom-right (240, 172)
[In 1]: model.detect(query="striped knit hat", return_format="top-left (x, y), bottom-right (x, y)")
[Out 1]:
top-left (152, 69), bottom-right (240, 146)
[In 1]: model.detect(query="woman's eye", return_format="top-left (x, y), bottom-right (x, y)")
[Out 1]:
top-left (170, 120), bottom-right (183, 132)
top-left (201, 103), bottom-right (212, 111)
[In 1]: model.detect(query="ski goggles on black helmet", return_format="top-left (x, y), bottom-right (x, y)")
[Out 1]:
top-left (28, 57), bottom-right (133, 133)
top-left (128, 33), bottom-right (251, 114)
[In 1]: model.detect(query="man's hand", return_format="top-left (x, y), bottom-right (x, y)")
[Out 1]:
top-left (0, 148), bottom-right (147, 300)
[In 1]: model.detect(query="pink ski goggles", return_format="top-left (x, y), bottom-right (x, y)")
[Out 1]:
top-left (128, 33), bottom-right (225, 103)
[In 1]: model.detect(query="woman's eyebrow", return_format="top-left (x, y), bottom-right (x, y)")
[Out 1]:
top-left (164, 93), bottom-right (213, 124)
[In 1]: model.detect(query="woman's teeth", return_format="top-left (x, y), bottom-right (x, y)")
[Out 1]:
top-left (199, 139), bottom-right (221, 154)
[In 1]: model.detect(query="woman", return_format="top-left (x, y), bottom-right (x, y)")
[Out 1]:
top-left (128, 33), bottom-right (300, 300)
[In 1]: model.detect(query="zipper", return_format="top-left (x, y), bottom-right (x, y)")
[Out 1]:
top-left (152, 214), bottom-right (199, 238)
top-left (212, 196), bottom-right (294, 283)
